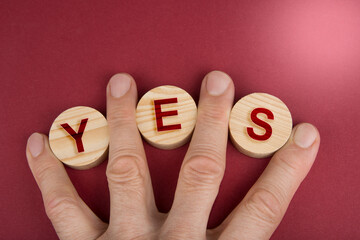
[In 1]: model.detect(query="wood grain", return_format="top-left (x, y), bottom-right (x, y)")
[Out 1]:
top-left (49, 106), bottom-right (109, 169)
top-left (136, 85), bottom-right (197, 149)
top-left (229, 93), bottom-right (292, 158)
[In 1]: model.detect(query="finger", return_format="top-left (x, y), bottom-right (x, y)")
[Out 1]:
top-left (26, 133), bottom-right (107, 240)
top-left (106, 73), bottom-right (158, 235)
top-left (162, 71), bottom-right (234, 238)
top-left (217, 123), bottom-right (320, 240)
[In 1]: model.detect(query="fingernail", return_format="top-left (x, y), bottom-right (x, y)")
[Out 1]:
top-left (206, 71), bottom-right (231, 96)
top-left (28, 133), bottom-right (44, 158)
top-left (109, 74), bottom-right (131, 98)
top-left (293, 123), bottom-right (317, 148)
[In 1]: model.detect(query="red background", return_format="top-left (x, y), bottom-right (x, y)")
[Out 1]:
top-left (1, 0), bottom-right (360, 239)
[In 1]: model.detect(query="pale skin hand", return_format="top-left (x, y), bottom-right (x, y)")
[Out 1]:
top-left (26, 71), bottom-right (320, 240)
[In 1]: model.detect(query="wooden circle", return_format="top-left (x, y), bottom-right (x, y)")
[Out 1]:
top-left (49, 106), bottom-right (109, 170)
top-left (229, 93), bottom-right (292, 158)
top-left (136, 85), bottom-right (197, 149)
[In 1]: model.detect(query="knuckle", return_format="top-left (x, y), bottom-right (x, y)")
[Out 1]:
top-left (182, 155), bottom-right (224, 188)
top-left (44, 192), bottom-right (78, 221)
top-left (107, 106), bottom-right (136, 126)
top-left (159, 233), bottom-right (188, 240)
top-left (33, 162), bottom-right (57, 185)
top-left (198, 102), bottom-right (229, 126)
top-left (106, 154), bottom-right (145, 187)
top-left (244, 187), bottom-right (284, 225)
top-left (159, 226), bottom-right (197, 240)
top-left (275, 150), bottom-right (305, 175)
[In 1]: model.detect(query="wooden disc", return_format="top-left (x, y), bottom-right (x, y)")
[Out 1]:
top-left (49, 106), bottom-right (109, 169)
top-left (229, 93), bottom-right (292, 158)
top-left (136, 85), bottom-right (197, 149)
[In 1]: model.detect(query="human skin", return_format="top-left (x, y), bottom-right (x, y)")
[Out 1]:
top-left (26, 71), bottom-right (320, 240)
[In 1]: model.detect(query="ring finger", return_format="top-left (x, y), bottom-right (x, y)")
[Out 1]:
top-left (161, 71), bottom-right (235, 238)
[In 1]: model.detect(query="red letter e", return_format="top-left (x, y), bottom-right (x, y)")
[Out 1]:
top-left (154, 98), bottom-right (182, 132)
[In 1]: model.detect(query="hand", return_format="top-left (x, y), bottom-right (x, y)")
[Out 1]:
top-left (26, 71), bottom-right (320, 240)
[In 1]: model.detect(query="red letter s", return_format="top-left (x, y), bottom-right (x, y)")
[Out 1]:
top-left (247, 108), bottom-right (274, 141)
